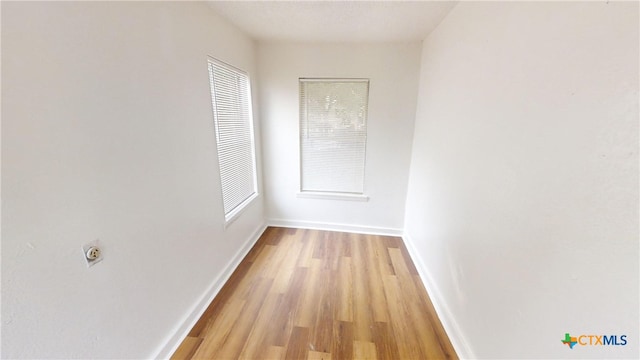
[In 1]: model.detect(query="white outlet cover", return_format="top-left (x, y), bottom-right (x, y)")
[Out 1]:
top-left (82, 239), bottom-right (104, 267)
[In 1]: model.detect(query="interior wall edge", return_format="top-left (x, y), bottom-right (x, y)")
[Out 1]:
top-left (267, 218), bottom-right (403, 237)
top-left (151, 221), bottom-right (268, 359)
top-left (402, 232), bottom-right (475, 360)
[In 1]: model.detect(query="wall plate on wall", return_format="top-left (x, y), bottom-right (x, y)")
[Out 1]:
top-left (82, 239), bottom-right (103, 268)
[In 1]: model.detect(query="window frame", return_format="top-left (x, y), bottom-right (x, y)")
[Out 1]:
top-left (207, 57), bottom-right (259, 225)
top-left (298, 78), bottom-right (370, 201)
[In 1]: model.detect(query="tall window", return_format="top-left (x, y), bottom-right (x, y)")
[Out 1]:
top-left (208, 57), bottom-right (257, 222)
top-left (299, 79), bottom-right (369, 195)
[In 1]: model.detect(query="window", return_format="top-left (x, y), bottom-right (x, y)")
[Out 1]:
top-left (299, 79), bottom-right (369, 199)
top-left (208, 57), bottom-right (258, 222)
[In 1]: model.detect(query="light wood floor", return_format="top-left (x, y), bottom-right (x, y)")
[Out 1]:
top-left (171, 227), bottom-right (457, 360)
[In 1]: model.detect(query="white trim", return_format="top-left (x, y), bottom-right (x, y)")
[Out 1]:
top-left (224, 192), bottom-right (259, 227)
top-left (299, 77), bottom-right (369, 83)
top-left (401, 232), bottom-right (475, 360)
top-left (267, 218), bottom-right (402, 237)
top-left (296, 192), bottom-right (369, 202)
top-left (152, 221), bottom-right (267, 359)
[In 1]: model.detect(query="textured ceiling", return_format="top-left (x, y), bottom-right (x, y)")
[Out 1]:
top-left (207, 1), bottom-right (458, 42)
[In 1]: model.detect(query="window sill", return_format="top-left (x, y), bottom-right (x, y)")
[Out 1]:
top-left (224, 192), bottom-right (259, 228)
top-left (297, 192), bottom-right (369, 202)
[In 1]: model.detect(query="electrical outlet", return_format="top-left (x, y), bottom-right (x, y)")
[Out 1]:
top-left (82, 239), bottom-right (103, 267)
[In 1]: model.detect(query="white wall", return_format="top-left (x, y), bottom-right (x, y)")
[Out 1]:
top-left (2, 2), bottom-right (264, 358)
top-left (259, 42), bottom-right (421, 234)
top-left (404, 2), bottom-right (638, 359)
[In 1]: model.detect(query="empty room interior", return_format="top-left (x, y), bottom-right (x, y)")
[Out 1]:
top-left (2, 1), bottom-right (638, 359)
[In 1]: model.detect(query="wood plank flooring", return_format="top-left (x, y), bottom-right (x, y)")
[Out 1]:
top-left (171, 227), bottom-right (457, 360)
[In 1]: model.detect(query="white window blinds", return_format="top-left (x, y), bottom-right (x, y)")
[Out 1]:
top-left (208, 58), bottom-right (257, 220)
top-left (299, 79), bottom-right (369, 194)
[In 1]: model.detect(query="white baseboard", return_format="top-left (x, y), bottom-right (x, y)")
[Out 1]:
top-left (402, 232), bottom-right (475, 359)
top-left (267, 218), bottom-right (403, 237)
top-left (152, 221), bottom-right (267, 359)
